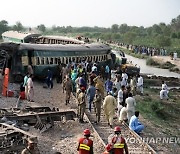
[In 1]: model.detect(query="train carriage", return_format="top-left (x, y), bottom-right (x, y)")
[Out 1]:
top-left (0, 42), bottom-right (114, 82)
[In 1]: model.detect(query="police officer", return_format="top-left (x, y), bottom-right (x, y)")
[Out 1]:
top-left (77, 87), bottom-right (86, 123)
top-left (77, 129), bottom-right (93, 154)
top-left (93, 88), bottom-right (102, 123)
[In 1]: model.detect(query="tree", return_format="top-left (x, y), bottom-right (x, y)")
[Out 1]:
top-left (155, 35), bottom-right (171, 47)
top-left (0, 20), bottom-right (9, 37)
top-left (12, 21), bottom-right (24, 31)
top-left (37, 24), bottom-right (46, 32)
top-left (111, 24), bottom-right (119, 33)
top-left (171, 32), bottom-right (177, 38)
top-left (152, 24), bottom-right (162, 34)
top-left (171, 15), bottom-right (180, 31)
top-left (119, 24), bottom-right (129, 34)
top-left (124, 32), bottom-right (137, 44)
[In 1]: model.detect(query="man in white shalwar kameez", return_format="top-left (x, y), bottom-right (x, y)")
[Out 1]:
top-left (27, 74), bottom-right (34, 102)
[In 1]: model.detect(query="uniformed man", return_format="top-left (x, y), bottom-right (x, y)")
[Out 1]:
top-left (103, 93), bottom-right (117, 128)
top-left (93, 88), bottom-right (102, 123)
top-left (63, 76), bottom-right (73, 105)
top-left (21, 137), bottom-right (40, 154)
top-left (77, 87), bottom-right (86, 123)
top-left (77, 129), bottom-right (93, 154)
top-left (93, 76), bottom-right (104, 99)
top-left (108, 126), bottom-right (129, 154)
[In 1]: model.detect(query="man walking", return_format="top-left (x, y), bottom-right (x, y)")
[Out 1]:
top-left (87, 83), bottom-right (96, 112)
top-left (93, 88), bottom-right (102, 123)
top-left (103, 93), bottom-right (117, 128)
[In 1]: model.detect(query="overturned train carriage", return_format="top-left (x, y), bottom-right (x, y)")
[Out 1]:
top-left (0, 42), bottom-right (115, 82)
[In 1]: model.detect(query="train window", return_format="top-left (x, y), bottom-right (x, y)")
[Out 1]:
top-left (36, 57), bottom-right (40, 65)
top-left (46, 57), bottom-right (49, 64)
top-left (50, 57), bottom-right (54, 64)
top-left (41, 57), bottom-right (45, 65)
top-left (101, 55), bottom-right (103, 61)
top-left (55, 58), bottom-right (58, 64)
top-left (72, 57), bottom-right (75, 62)
top-left (94, 56), bottom-right (96, 62)
top-left (62, 57), bottom-right (64, 64)
top-left (96, 56), bottom-right (98, 62)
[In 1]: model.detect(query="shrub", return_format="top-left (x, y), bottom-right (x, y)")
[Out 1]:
top-left (146, 58), bottom-right (159, 66)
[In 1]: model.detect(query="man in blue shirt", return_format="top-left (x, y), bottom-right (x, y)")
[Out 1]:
top-left (129, 111), bottom-right (144, 134)
top-left (86, 83), bottom-right (96, 112)
top-left (46, 69), bottom-right (53, 89)
top-left (105, 78), bottom-right (113, 94)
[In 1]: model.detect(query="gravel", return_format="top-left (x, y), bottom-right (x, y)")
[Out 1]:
top-left (0, 80), bottom-right (105, 154)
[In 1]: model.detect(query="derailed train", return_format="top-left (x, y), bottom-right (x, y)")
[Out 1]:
top-left (0, 31), bottom-right (140, 82)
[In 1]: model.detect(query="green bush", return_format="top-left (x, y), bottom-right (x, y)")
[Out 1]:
top-left (146, 58), bottom-right (159, 66)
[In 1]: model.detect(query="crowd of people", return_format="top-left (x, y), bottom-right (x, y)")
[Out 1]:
top-left (2, 58), bottom-right (168, 154)
top-left (59, 60), bottom-right (147, 154)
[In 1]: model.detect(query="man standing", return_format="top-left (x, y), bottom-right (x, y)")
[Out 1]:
top-left (23, 73), bottom-right (29, 99)
top-left (63, 76), bottom-right (73, 105)
top-left (21, 137), bottom-right (40, 154)
top-left (93, 88), bottom-right (102, 123)
top-left (108, 126), bottom-right (129, 154)
top-left (103, 93), bottom-right (117, 128)
top-left (137, 74), bottom-right (143, 94)
top-left (105, 78), bottom-right (113, 94)
top-left (129, 111), bottom-right (144, 134)
top-left (27, 74), bottom-right (34, 102)
top-left (126, 93), bottom-right (136, 122)
top-left (117, 85), bottom-right (125, 117)
top-left (46, 69), bottom-right (53, 89)
top-left (77, 87), bottom-right (86, 123)
top-left (86, 83), bottom-right (96, 112)
top-left (93, 76), bottom-right (104, 99)
top-left (105, 64), bottom-right (110, 80)
top-left (130, 76), bottom-right (137, 95)
top-left (77, 129), bottom-right (93, 154)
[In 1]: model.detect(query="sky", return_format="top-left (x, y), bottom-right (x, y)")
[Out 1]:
top-left (0, 0), bottom-right (179, 28)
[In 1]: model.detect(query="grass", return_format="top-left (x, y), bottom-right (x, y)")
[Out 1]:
top-left (135, 86), bottom-right (180, 136)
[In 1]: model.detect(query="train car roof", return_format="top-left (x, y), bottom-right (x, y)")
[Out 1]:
top-left (18, 43), bottom-right (111, 52)
top-left (2, 31), bottom-right (41, 40)
top-left (38, 35), bottom-right (84, 44)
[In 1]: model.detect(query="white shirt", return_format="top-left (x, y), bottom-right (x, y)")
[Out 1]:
top-left (160, 89), bottom-right (168, 99)
top-left (92, 66), bottom-right (97, 72)
top-left (126, 97), bottom-right (136, 111)
top-left (119, 107), bottom-right (127, 121)
top-left (122, 73), bottom-right (128, 81)
top-left (114, 81), bottom-right (121, 92)
top-left (162, 83), bottom-right (168, 91)
top-left (117, 89), bottom-right (123, 104)
top-left (137, 76), bottom-right (143, 87)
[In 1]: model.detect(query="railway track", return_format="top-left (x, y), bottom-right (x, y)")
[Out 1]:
top-left (85, 108), bottom-right (156, 154)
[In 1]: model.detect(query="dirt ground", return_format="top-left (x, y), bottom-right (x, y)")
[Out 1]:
top-left (1, 76), bottom-right (180, 153)
top-left (0, 81), bottom-right (105, 154)
top-left (152, 55), bottom-right (180, 69)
